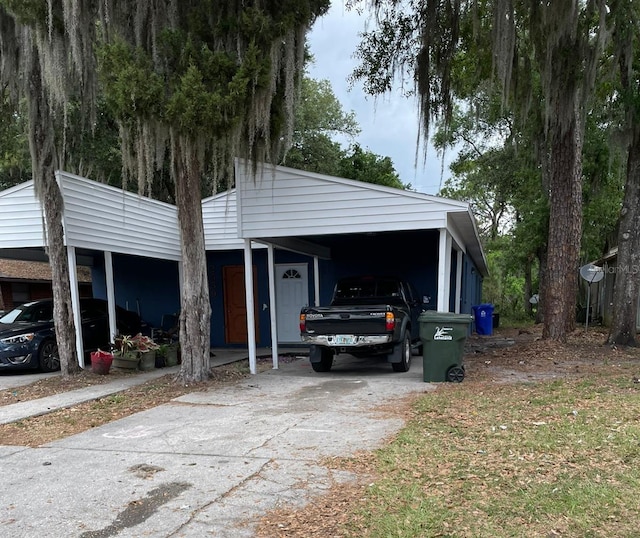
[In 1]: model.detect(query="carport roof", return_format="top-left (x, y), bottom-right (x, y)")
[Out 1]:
top-left (0, 165), bottom-right (488, 276)
top-left (235, 161), bottom-right (488, 276)
top-left (0, 172), bottom-right (181, 262)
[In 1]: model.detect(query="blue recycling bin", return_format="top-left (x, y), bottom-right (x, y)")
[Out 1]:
top-left (472, 304), bottom-right (494, 335)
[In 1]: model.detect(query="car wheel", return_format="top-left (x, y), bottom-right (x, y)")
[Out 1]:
top-left (392, 331), bottom-right (412, 372)
top-left (311, 348), bottom-right (333, 372)
top-left (39, 339), bottom-right (61, 372)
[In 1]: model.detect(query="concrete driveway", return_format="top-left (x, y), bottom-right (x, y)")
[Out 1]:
top-left (0, 370), bottom-right (60, 390)
top-left (0, 355), bottom-right (431, 537)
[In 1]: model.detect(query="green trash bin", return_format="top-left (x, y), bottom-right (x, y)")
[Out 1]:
top-left (419, 311), bottom-right (473, 382)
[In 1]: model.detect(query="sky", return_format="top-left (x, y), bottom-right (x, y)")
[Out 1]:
top-left (307, 2), bottom-right (454, 195)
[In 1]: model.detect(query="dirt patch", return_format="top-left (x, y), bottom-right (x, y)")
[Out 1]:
top-left (464, 325), bottom-right (640, 384)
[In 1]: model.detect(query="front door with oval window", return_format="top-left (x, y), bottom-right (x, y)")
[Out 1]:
top-left (275, 264), bottom-right (308, 343)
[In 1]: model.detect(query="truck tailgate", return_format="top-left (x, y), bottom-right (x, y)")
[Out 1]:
top-left (304, 305), bottom-right (390, 335)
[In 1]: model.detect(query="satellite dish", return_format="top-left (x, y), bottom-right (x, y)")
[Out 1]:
top-left (580, 264), bottom-right (604, 284)
top-left (529, 294), bottom-right (539, 304)
top-left (579, 264), bottom-right (604, 331)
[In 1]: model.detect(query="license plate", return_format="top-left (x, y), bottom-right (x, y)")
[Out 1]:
top-left (335, 335), bottom-right (356, 345)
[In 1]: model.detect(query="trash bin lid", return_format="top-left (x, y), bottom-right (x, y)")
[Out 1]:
top-left (418, 311), bottom-right (473, 323)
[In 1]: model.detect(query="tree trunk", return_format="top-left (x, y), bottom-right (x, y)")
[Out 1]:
top-left (173, 137), bottom-right (212, 383)
top-left (27, 53), bottom-right (80, 379)
top-left (535, 246), bottom-right (546, 324)
top-left (607, 129), bottom-right (640, 346)
top-left (542, 117), bottom-right (583, 341)
top-left (524, 254), bottom-right (533, 317)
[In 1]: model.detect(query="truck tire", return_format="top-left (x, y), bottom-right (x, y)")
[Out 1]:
top-left (311, 348), bottom-right (334, 372)
top-left (392, 331), bottom-right (412, 372)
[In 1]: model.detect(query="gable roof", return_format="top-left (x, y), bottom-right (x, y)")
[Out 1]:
top-left (57, 172), bottom-right (181, 261)
top-left (235, 160), bottom-right (488, 275)
top-left (0, 181), bottom-right (46, 249)
top-left (0, 173), bottom-right (181, 262)
top-left (0, 165), bottom-right (488, 275)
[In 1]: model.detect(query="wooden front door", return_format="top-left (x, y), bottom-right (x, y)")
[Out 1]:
top-left (223, 265), bottom-right (259, 344)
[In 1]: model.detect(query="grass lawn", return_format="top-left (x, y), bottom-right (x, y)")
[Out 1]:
top-left (345, 372), bottom-right (640, 537)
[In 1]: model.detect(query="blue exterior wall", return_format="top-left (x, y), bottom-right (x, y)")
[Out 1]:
top-left (314, 230), bottom-right (440, 310)
top-left (461, 254), bottom-right (483, 314)
top-left (91, 253), bottom-right (180, 329)
top-left (91, 231), bottom-right (484, 348)
top-left (447, 249), bottom-right (484, 315)
top-left (207, 248), bottom-right (315, 347)
top-left (449, 247), bottom-right (457, 312)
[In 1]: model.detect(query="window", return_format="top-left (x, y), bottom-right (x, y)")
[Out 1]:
top-left (282, 269), bottom-right (301, 279)
top-left (12, 283), bottom-right (29, 306)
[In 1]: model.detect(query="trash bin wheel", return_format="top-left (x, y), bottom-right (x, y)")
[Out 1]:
top-left (446, 365), bottom-right (465, 383)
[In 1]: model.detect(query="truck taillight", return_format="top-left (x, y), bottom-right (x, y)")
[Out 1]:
top-left (386, 312), bottom-right (395, 331)
top-left (299, 313), bottom-right (306, 332)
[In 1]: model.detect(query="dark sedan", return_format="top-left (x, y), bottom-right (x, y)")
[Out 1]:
top-left (0, 298), bottom-right (141, 372)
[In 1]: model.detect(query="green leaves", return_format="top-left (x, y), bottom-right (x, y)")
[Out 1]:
top-left (97, 40), bottom-right (164, 121)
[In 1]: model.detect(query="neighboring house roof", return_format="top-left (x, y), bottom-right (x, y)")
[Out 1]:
top-left (0, 259), bottom-right (92, 283)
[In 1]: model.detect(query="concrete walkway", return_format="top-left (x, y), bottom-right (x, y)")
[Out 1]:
top-left (0, 348), bottom-right (294, 425)
top-left (0, 352), bottom-right (430, 537)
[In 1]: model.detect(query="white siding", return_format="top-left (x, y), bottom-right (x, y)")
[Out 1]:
top-left (58, 172), bottom-right (181, 261)
top-left (0, 181), bottom-right (46, 248)
top-left (202, 190), bottom-right (245, 251)
top-left (236, 161), bottom-right (465, 238)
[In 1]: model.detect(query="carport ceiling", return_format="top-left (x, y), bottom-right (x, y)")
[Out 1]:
top-left (265, 230), bottom-right (435, 258)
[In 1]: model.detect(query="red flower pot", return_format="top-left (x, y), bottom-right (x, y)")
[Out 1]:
top-left (90, 350), bottom-right (113, 375)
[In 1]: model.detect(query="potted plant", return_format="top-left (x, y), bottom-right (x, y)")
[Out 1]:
top-left (131, 333), bottom-right (159, 371)
top-left (112, 335), bottom-right (139, 369)
top-left (163, 342), bottom-right (179, 367)
top-left (112, 333), bottom-right (159, 370)
top-left (90, 349), bottom-right (113, 375)
top-left (156, 340), bottom-right (179, 367)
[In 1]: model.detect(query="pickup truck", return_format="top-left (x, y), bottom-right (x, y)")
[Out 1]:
top-left (299, 276), bottom-right (424, 373)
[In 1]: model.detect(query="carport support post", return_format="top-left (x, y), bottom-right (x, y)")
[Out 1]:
top-left (243, 239), bottom-right (258, 374)
top-left (104, 251), bottom-right (117, 343)
top-left (455, 249), bottom-right (463, 313)
top-left (67, 246), bottom-right (85, 368)
top-left (437, 228), bottom-right (452, 312)
top-left (267, 244), bottom-right (279, 369)
top-left (314, 256), bottom-right (320, 306)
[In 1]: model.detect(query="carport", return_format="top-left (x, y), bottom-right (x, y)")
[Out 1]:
top-left (1, 164), bottom-right (487, 374)
top-left (233, 160), bottom-right (488, 373)
top-left (0, 172), bottom-right (181, 367)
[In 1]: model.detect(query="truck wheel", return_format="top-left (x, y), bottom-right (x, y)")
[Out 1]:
top-left (392, 332), bottom-right (412, 372)
top-left (311, 348), bottom-right (333, 372)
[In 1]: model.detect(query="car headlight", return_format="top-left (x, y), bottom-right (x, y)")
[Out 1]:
top-left (0, 333), bottom-right (36, 345)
